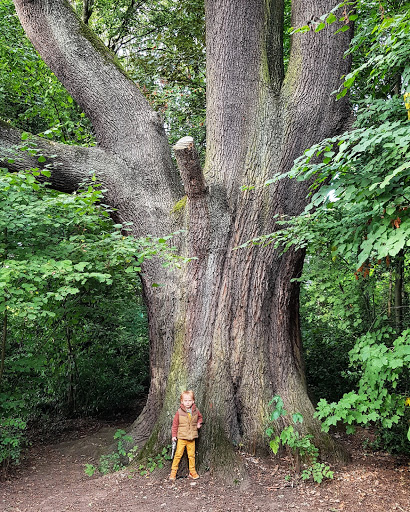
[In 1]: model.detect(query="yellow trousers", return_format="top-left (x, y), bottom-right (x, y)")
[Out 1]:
top-left (171, 439), bottom-right (196, 473)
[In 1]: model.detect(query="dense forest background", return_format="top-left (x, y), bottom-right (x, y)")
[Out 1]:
top-left (1, 0), bottom-right (409, 477)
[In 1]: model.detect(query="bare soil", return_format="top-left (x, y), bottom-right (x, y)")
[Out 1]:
top-left (1, 419), bottom-right (409, 512)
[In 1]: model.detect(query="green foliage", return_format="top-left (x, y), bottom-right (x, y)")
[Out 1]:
top-left (297, 225), bottom-right (410, 453)
top-left (291, 0), bottom-right (356, 36)
top-left (268, 0), bottom-right (410, 455)
top-left (281, 116), bottom-right (410, 269)
top-left (84, 429), bottom-right (136, 476)
top-left (84, 429), bottom-right (171, 477)
top-left (266, 396), bottom-right (334, 484)
top-left (369, 413), bottom-right (410, 454)
top-left (0, 168), bottom-right (139, 321)
top-left (337, 1), bottom-right (410, 101)
top-left (315, 327), bottom-right (410, 452)
top-left (242, 109), bottom-right (410, 269)
top-left (0, 155), bottom-right (191, 418)
top-left (299, 246), bottom-right (410, 453)
top-left (137, 446), bottom-right (172, 476)
top-left (0, 416), bottom-right (27, 479)
top-left (299, 251), bottom-right (399, 403)
top-left (0, 414), bottom-right (27, 480)
top-left (0, 393), bottom-right (28, 480)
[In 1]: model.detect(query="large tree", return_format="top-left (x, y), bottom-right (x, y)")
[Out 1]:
top-left (1, 0), bottom-right (352, 470)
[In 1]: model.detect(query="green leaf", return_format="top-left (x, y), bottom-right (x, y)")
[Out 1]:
top-left (269, 436), bottom-right (280, 455)
top-left (326, 13), bottom-right (337, 24)
top-left (343, 76), bottom-right (356, 88)
top-left (335, 24), bottom-right (350, 34)
top-left (337, 88), bottom-right (348, 99)
top-left (292, 413), bottom-right (304, 424)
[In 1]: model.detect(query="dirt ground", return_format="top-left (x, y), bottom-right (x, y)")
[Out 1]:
top-left (0, 419), bottom-right (409, 512)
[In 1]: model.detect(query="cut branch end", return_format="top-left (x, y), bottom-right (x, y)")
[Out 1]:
top-left (173, 136), bottom-right (206, 198)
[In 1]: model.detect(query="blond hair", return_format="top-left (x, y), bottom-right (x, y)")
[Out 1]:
top-left (180, 390), bottom-right (195, 401)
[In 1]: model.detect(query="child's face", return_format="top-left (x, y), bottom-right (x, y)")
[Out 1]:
top-left (181, 395), bottom-right (194, 408)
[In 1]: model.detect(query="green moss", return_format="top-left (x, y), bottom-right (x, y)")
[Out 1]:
top-left (171, 195), bottom-right (187, 214)
top-left (76, 11), bottom-right (132, 81)
top-left (136, 425), bottom-right (160, 461)
top-left (164, 321), bottom-right (188, 395)
top-left (260, 47), bottom-right (271, 86)
top-left (282, 50), bottom-right (302, 98)
top-left (198, 419), bottom-right (245, 481)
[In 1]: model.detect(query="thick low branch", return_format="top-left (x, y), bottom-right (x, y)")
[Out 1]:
top-left (173, 137), bottom-right (207, 198)
top-left (0, 121), bottom-right (183, 240)
top-left (0, 121), bottom-right (120, 193)
top-left (173, 137), bottom-right (209, 259)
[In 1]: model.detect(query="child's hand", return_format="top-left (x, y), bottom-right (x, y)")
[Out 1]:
top-left (172, 436), bottom-right (177, 441)
top-left (197, 422), bottom-right (201, 429)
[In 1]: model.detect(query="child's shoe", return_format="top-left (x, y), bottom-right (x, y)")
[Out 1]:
top-left (189, 471), bottom-right (199, 480)
top-left (169, 469), bottom-right (177, 481)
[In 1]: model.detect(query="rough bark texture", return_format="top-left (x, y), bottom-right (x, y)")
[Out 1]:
top-left (2, 0), bottom-right (353, 474)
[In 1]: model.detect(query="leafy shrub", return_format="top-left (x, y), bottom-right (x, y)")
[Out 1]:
top-left (137, 447), bottom-right (171, 476)
top-left (0, 393), bottom-right (28, 480)
top-left (0, 417), bottom-right (27, 479)
top-left (84, 429), bottom-right (135, 476)
top-left (84, 429), bottom-right (171, 477)
top-left (315, 327), bottom-right (410, 453)
top-left (0, 167), bottom-right (153, 423)
top-left (266, 396), bottom-right (333, 484)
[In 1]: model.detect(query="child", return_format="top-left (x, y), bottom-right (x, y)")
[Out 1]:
top-left (169, 390), bottom-right (203, 481)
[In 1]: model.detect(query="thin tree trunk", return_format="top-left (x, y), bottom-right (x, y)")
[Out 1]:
top-left (0, 227), bottom-right (7, 385)
top-left (66, 323), bottom-right (76, 416)
top-left (394, 250), bottom-right (404, 332)
top-left (0, 310), bottom-right (6, 384)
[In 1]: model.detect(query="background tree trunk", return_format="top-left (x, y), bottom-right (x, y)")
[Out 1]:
top-left (5, 0), bottom-right (353, 472)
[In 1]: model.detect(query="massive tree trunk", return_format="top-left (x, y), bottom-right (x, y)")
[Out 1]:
top-left (2, 0), bottom-right (352, 471)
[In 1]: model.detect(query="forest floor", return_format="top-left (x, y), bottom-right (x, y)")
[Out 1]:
top-left (0, 417), bottom-right (409, 512)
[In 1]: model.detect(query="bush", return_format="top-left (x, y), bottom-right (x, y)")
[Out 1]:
top-left (0, 394), bottom-right (28, 480)
top-left (266, 396), bottom-right (334, 484)
top-left (315, 327), bottom-right (410, 453)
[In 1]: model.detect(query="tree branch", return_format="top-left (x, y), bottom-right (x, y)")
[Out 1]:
top-left (11, 0), bottom-right (183, 214)
top-left (82, 0), bottom-right (94, 25)
top-left (12, 0), bottom-right (164, 162)
top-left (173, 137), bottom-right (206, 199)
top-left (173, 137), bottom-right (209, 259)
top-left (0, 121), bottom-right (119, 193)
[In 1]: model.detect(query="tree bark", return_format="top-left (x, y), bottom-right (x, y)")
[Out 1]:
top-left (5, 0), bottom-right (353, 473)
